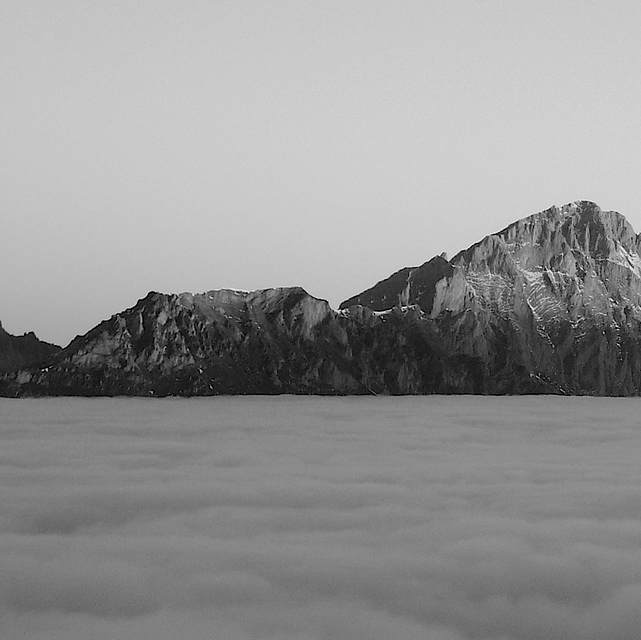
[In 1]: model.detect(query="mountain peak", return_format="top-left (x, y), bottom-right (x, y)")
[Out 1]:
top-left (563, 199), bottom-right (600, 215)
top-left (342, 201), bottom-right (641, 319)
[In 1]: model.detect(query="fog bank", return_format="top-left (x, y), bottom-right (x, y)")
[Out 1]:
top-left (1, 396), bottom-right (641, 639)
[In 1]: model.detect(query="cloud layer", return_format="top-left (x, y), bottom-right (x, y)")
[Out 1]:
top-left (1, 396), bottom-right (641, 639)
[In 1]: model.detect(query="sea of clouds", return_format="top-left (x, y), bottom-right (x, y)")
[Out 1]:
top-left (2, 395), bottom-right (641, 640)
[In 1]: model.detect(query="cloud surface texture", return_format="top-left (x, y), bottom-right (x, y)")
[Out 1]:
top-left (1, 396), bottom-right (641, 639)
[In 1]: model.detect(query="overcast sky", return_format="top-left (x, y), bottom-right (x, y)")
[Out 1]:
top-left (3, 396), bottom-right (641, 640)
top-left (2, 0), bottom-right (641, 346)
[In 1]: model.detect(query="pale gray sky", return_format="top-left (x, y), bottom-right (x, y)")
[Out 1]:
top-left (2, 0), bottom-right (641, 346)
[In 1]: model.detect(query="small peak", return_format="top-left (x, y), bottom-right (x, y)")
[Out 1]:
top-left (140, 290), bottom-right (163, 302)
top-left (245, 286), bottom-right (313, 303)
top-left (559, 200), bottom-right (601, 217)
top-left (574, 199), bottom-right (599, 207)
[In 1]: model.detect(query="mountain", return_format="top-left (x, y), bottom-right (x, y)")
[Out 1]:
top-left (0, 322), bottom-right (61, 374)
top-left (0, 287), bottom-right (480, 396)
top-left (3, 200), bottom-right (641, 396)
top-left (341, 200), bottom-right (641, 394)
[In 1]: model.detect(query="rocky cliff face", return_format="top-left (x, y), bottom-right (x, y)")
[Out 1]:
top-left (341, 201), bottom-right (641, 395)
top-left (0, 287), bottom-right (480, 396)
top-left (0, 322), bottom-right (61, 374)
top-left (4, 200), bottom-right (641, 396)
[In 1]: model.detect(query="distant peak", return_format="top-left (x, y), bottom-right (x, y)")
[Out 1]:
top-left (562, 200), bottom-right (601, 216)
top-left (501, 201), bottom-right (627, 236)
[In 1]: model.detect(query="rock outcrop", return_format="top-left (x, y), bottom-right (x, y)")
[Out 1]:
top-left (0, 322), bottom-right (61, 374)
top-left (4, 200), bottom-right (641, 396)
top-left (0, 288), bottom-right (480, 396)
top-left (341, 201), bottom-right (641, 395)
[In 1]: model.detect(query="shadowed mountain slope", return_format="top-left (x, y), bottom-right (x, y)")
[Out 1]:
top-left (0, 288), bottom-right (480, 396)
top-left (0, 322), bottom-right (61, 374)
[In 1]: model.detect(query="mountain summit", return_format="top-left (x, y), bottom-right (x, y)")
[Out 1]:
top-left (4, 201), bottom-right (641, 396)
top-left (343, 201), bottom-right (641, 317)
top-left (342, 200), bottom-right (641, 394)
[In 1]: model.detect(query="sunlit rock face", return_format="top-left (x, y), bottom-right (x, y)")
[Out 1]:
top-left (341, 201), bottom-right (641, 395)
top-left (5, 200), bottom-right (641, 396)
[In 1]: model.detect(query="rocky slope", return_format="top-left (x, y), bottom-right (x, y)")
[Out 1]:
top-left (4, 200), bottom-right (641, 396)
top-left (0, 322), bottom-right (61, 374)
top-left (0, 288), bottom-right (480, 396)
top-left (341, 200), bottom-right (641, 394)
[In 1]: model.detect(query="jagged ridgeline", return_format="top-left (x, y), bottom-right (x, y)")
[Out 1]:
top-left (4, 200), bottom-right (641, 396)
top-left (0, 322), bottom-right (60, 375)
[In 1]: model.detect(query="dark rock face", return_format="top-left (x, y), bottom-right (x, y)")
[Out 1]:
top-left (5, 200), bottom-right (641, 396)
top-left (341, 256), bottom-right (454, 313)
top-left (0, 322), bottom-right (61, 374)
top-left (0, 288), bottom-right (480, 396)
